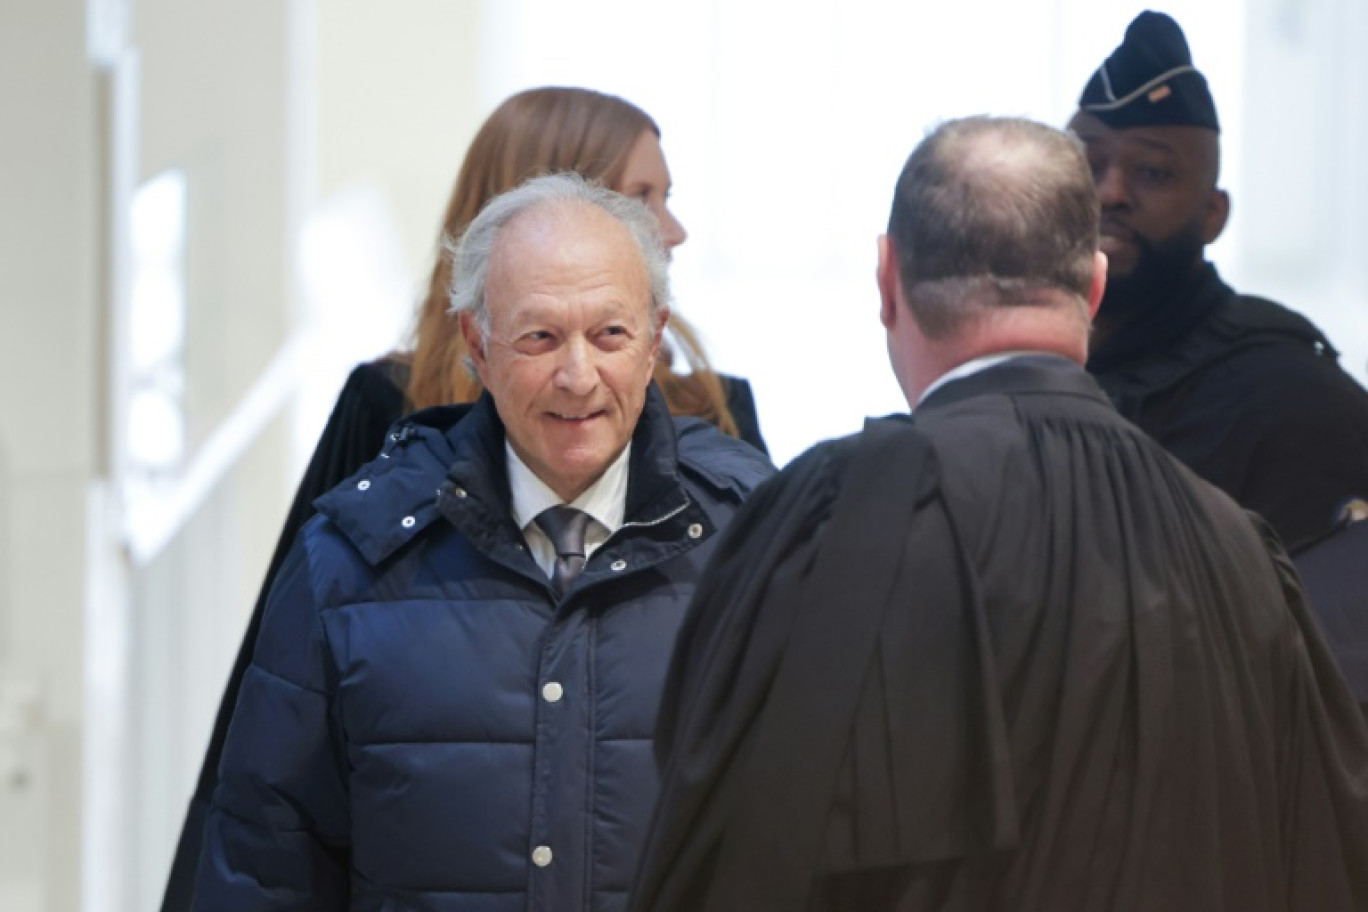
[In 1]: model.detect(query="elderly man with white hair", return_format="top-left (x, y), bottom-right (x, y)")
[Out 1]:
top-left (192, 173), bottom-right (772, 912)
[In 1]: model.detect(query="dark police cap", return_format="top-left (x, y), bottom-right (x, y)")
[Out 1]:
top-left (1079, 11), bottom-right (1219, 132)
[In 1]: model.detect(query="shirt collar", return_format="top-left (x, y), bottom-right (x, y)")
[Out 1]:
top-left (507, 443), bottom-right (631, 536)
top-left (916, 351), bottom-right (1040, 409)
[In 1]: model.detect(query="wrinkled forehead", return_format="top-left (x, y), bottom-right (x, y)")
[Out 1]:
top-left (496, 198), bottom-right (625, 248)
top-left (487, 201), bottom-right (652, 314)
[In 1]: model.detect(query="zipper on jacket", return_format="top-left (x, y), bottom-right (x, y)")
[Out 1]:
top-left (614, 493), bottom-right (692, 535)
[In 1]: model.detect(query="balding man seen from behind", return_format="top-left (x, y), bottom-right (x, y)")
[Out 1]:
top-left (626, 116), bottom-right (1368, 912)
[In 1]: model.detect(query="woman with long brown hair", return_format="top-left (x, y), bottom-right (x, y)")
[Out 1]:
top-left (160, 86), bottom-right (766, 910)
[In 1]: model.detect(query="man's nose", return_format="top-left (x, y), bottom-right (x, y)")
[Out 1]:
top-left (553, 339), bottom-right (597, 395)
top-left (1095, 163), bottom-right (1132, 209)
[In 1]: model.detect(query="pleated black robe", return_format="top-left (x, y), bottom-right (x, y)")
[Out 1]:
top-left (628, 355), bottom-right (1368, 912)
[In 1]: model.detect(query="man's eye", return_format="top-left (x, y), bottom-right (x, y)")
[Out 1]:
top-left (598, 325), bottom-right (632, 347)
top-left (1136, 165), bottom-right (1173, 183)
top-left (513, 330), bottom-right (556, 352)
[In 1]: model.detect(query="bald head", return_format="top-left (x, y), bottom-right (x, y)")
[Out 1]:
top-left (448, 172), bottom-right (672, 335)
top-left (886, 117), bottom-right (1100, 339)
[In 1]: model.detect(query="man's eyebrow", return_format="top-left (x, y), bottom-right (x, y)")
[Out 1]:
top-left (1110, 131), bottom-right (1187, 155)
top-left (1072, 130), bottom-right (1177, 157)
top-left (1131, 135), bottom-right (1178, 155)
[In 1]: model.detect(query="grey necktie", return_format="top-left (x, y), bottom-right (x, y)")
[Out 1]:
top-left (536, 505), bottom-right (592, 595)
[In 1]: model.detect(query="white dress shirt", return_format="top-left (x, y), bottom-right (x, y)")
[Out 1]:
top-left (507, 443), bottom-right (631, 579)
top-left (916, 351), bottom-right (1040, 409)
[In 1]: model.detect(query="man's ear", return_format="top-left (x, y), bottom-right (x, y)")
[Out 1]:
top-left (1087, 250), bottom-right (1108, 321)
top-left (877, 234), bottom-right (901, 329)
top-left (1203, 188), bottom-right (1230, 245)
top-left (459, 311), bottom-right (487, 379)
top-left (651, 305), bottom-right (670, 361)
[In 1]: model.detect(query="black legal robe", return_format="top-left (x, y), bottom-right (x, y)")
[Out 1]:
top-left (628, 355), bottom-right (1368, 912)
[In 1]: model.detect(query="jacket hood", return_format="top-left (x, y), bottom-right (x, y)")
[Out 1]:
top-left (311, 398), bottom-right (478, 566)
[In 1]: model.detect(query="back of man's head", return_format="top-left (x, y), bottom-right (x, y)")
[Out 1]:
top-left (887, 117), bottom-right (1099, 339)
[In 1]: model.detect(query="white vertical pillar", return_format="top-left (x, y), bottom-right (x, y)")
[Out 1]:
top-left (0, 0), bottom-right (101, 907)
top-left (84, 25), bottom-right (139, 908)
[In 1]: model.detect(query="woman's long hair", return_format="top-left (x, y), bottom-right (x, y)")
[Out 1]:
top-left (404, 86), bottom-right (737, 437)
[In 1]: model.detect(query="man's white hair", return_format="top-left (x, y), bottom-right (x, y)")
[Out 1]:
top-left (446, 172), bottom-right (672, 337)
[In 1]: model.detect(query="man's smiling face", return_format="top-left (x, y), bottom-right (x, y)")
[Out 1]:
top-left (463, 200), bottom-right (664, 502)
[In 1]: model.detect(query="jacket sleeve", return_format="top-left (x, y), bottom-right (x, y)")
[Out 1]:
top-left (193, 534), bottom-right (352, 911)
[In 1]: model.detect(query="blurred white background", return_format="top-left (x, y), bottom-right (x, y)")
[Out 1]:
top-left (2, 0), bottom-right (1365, 908)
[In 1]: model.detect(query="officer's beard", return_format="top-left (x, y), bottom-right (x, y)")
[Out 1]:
top-left (1093, 222), bottom-right (1208, 350)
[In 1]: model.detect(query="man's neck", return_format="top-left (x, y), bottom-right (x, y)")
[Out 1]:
top-left (906, 308), bottom-right (1090, 406)
top-left (1088, 260), bottom-right (1216, 367)
top-left (506, 444), bottom-right (631, 537)
top-left (917, 351), bottom-right (1044, 406)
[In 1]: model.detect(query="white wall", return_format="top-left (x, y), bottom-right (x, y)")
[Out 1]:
top-left (458, 0), bottom-right (1368, 465)
top-left (297, 0), bottom-right (487, 461)
top-left (0, 0), bottom-right (96, 907)
top-left (0, 0), bottom-right (97, 908)
top-left (1236, 0), bottom-right (1368, 380)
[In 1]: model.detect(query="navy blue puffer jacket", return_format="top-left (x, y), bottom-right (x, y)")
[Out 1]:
top-left (193, 386), bottom-right (773, 912)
